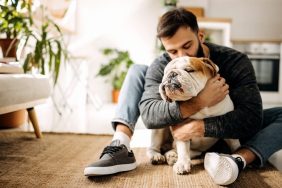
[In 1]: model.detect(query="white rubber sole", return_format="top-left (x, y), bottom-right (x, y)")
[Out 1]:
top-left (84, 162), bottom-right (137, 176)
top-left (204, 153), bottom-right (239, 185)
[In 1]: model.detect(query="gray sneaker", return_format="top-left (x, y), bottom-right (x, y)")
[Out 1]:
top-left (84, 140), bottom-right (137, 176)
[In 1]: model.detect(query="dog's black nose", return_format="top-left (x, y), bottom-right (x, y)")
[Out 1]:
top-left (166, 79), bottom-right (181, 89)
top-left (165, 71), bottom-right (182, 91)
top-left (168, 71), bottom-right (178, 79)
top-left (168, 82), bottom-right (181, 89)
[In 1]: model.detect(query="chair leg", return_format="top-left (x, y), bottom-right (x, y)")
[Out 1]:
top-left (27, 107), bottom-right (43, 138)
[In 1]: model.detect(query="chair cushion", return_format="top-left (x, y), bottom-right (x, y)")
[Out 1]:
top-left (0, 74), bottom-right (51, 114)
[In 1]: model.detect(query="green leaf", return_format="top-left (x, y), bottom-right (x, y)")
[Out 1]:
top-left (48, 41), bottom-right (53, 70)
top-left (23, 53), bottom-right (33, 73)
top-left (96, 64), bottom-right (113, 76)
top-left (2, 2), bottom-right (69, 87)
top-left (103, 48), bottom-right (114, 55)
top-left (0, 1), bottom-right (31, 38)
top-left (41, 57), bottom-right (45, 75)
top-left (54, 40), bottom-right (62, 84)
top-left (97, 48), bottom-right (134, 89)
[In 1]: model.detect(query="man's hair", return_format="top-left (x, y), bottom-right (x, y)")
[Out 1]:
top-left (157, 8), bottom-right (199, 38)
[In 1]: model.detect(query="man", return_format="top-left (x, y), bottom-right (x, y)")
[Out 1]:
top-left (84, 8), bottom-right (282, 185)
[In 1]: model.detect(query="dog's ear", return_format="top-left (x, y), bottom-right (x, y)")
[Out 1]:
top-left (201, 58), bottom-right (219, 77)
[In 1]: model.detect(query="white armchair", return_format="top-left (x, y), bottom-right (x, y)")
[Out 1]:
top-left (0, 70), bottom-right (51, 138)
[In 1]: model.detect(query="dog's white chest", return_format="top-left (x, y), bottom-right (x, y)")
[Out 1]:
top-left (190, 95), bottom-right (234, 119)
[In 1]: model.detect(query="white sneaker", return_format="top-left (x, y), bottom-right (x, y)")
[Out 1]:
top-left (204, 152), bottom-right (245, 185)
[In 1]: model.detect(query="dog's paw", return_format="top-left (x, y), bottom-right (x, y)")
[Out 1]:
top-left (164, 150), bottom-right (178, 166)
top-left (150, 152), bottom-right (166, 165)
top-left (173, 159), bottom-right (191, 175)
top-left (147, 149), bottom-right (166, 165)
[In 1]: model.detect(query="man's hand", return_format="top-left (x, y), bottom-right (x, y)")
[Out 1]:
top-left (197, 74), bottom-right (229, 108)
top-left (171, 119), bottom-right (205, 141)
top-left (179, 74), bottom-right (229, 119)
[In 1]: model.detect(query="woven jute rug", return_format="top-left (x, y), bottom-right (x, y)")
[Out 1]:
top-left (0, 132), bottom-right (281, 188)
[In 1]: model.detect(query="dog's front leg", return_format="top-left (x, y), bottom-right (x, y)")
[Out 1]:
top-left (173, 140), bottom-right (191, 174)
top-left (147, 129), bottom-right (167, 165)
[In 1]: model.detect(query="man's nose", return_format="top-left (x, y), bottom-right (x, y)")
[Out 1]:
top-left (177, 50), bottom-right (188, 57)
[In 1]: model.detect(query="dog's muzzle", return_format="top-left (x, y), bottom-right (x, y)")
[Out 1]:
top-left (163, 71), bottom-right (183, 92)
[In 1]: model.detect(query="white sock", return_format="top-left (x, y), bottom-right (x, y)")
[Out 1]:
top-left (232, 154), bottom-right (247, 169)
top-left (112, 131), bottom-right (131, 150)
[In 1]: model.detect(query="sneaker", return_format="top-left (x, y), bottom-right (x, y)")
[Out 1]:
top-left (84, 140), bottom-right (137, 176)
top-left (204, 152), bottom-right (245, 185)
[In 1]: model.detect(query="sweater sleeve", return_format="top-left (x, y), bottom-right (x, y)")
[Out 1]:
top-left (204, 54), bottom-right (263, 140)
top-left (139, 56), bottom-right (184, 129)
top-left (140, 50), bottom-right (263, 141)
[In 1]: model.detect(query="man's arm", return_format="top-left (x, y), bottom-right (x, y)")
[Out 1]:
top-left (172, 81), bottom-right (263, 141)
top-left (203, 54), bottom-right (263, 140)
top-left (139, 57), bottom-right (184, 129)
top-left (139, 55), bottom-right (227, 129)
top-left (139, 56), bottom-right (226, 129)
top-left (141, 53), bottom-right (262, 141)
top-left (172, 54), bottom-right (263, 141)
top-left (204, 84), bottom-right (263, 139)
top-left (179, 74), bottom-right (229, 118)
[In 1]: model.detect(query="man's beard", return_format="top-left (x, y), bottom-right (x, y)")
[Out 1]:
top-left (196, 43), bottom-right (205, 58)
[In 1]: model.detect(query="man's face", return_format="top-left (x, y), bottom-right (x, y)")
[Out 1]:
top-left (160, 26), bottom-right (205, 60)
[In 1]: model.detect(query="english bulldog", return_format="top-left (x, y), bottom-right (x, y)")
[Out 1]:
top-left (147, 56), bottom-right (240, 175)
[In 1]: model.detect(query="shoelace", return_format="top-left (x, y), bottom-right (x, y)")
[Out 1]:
top-left (100, 146), bottom-right (123, 158)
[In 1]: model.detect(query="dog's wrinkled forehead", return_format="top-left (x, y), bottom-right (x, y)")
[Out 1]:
top-left (164, 56), bottom-right (191, 74)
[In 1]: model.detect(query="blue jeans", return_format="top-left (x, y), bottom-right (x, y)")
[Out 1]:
top-left (111, 64), bottom-right (282, 167)
top-left (111, 64), bottom-right (148, 133)
top-left (242, 107), bottom-right (282, 167)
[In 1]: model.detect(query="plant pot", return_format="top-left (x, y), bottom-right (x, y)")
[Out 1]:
top-left (112, 89), bottom-right (120, 103)
top-left (0, 109), bottom-right (27, 129)
top-left (0, 38), bottom-right (19, 58)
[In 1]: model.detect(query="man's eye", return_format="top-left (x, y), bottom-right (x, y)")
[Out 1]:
top-left (183, 45), bottom-right (191, 49)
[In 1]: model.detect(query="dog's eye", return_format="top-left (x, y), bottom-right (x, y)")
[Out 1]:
top-left (184, 69), bottom-right (195, 73)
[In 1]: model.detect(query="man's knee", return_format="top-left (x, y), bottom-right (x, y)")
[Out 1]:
top-left (270, 107), bottom-right (282, 118)
top-left (127, 64), bottom-right (148, 78)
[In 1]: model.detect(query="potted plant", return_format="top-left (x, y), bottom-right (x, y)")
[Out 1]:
top-left (164, 0), bottom-right (178, 7)
top-left (97, 48), bottom-right (134, 103)
top-left (0, 1), bottom-right (67, 129)
top-left (161, 0), bottom-right (178, 15)
top-left (0, 0), bottom-right (31, 59)
top-left (0, 0), bottom-right (31, 129)
top-left (22, 17), bottom-right (68, 84)
top-left (22, 4), bottom-right (68, 84)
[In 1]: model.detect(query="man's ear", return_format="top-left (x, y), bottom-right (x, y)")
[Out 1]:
top-left (198, 30), bottom-right (205, 43)
top-left (201, 58), bottom-right (219, 76)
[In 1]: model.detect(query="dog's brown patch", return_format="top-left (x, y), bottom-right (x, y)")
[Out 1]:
top-left (189, 57), bottom-right (217, 78)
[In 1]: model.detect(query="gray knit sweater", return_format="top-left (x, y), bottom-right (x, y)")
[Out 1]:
top-left (139, 42), bottom-right (263, 141)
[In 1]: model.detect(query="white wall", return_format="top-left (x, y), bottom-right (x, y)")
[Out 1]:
top-left (33, 0), bottom-right (282, 136)
top-left (69, 0), bottom-right (162, 63)
top-left (67, 0), bottom-right (282, 103)
top-left (180, 0), bottom-right (282, 40)
top-left (67, 0), bottom-right (162, 102)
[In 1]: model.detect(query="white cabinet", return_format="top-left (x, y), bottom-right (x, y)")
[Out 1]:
top-left (198, 18), bottom-right (232, 47)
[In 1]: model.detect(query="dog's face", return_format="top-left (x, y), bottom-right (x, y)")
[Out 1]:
top-left (159, 56), bottom-right (219, 102)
